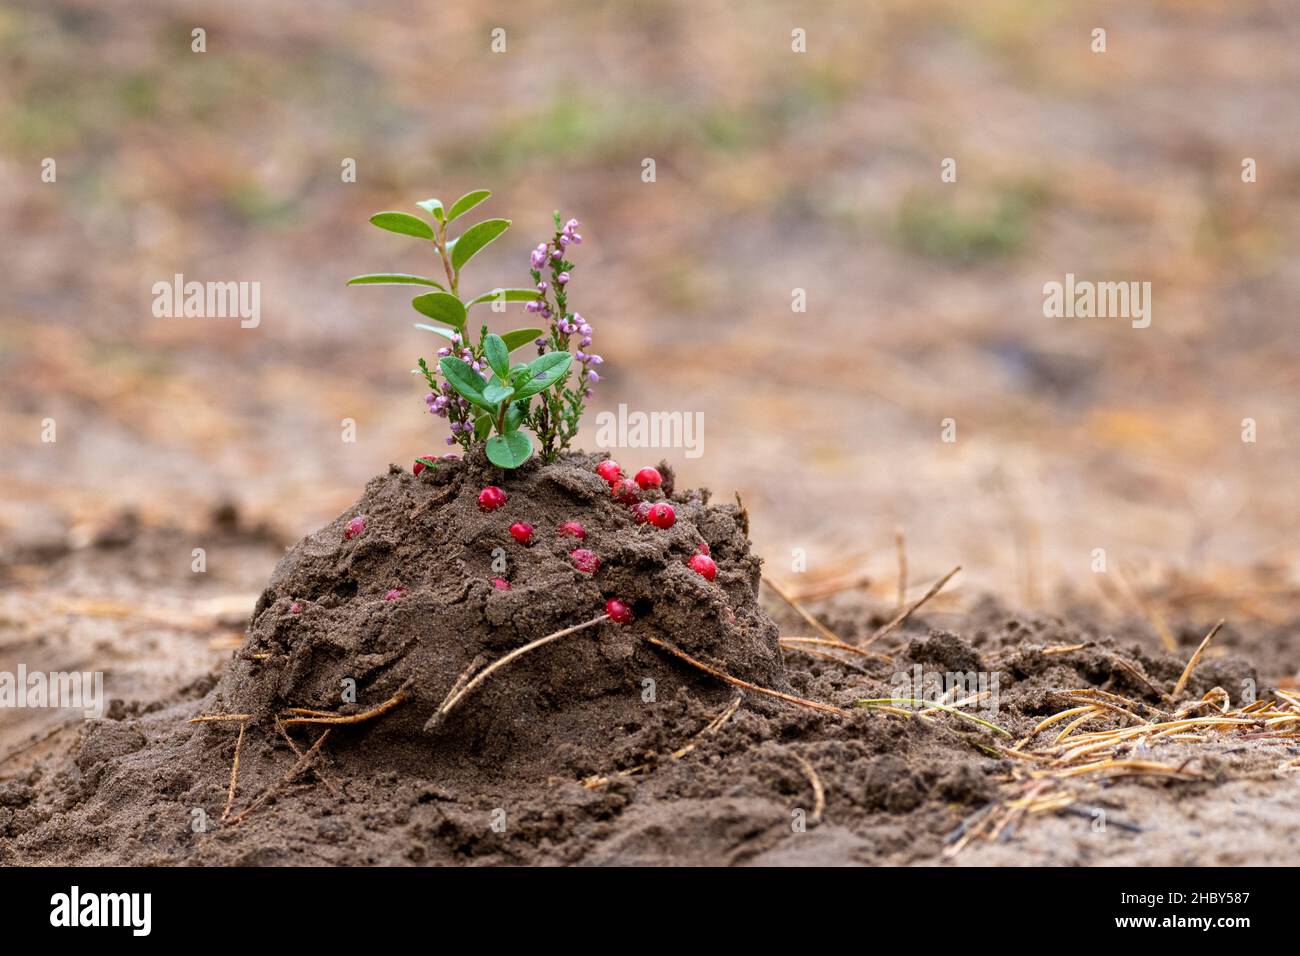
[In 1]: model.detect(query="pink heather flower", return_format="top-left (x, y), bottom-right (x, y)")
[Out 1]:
top-left (556, 272), bottom-right (570, 285)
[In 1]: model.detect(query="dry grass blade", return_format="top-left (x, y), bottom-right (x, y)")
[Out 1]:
top-left (280, 691), bottom-right (407, 727)
top-left (763, 577), bottom-right (848, 646)
top-left (863, 565), bottom-right (961, 647)
top-left (220, 721), bottom-right (247, 822)
top-left (792, 752), bottom-right (825, 825)
top-left (1172, 619), bottom-right (1225, 698)
top-left (646, 637), bottom-right (851, 717)
top-left (226, 729), bottom-right (331, 827)
top-left (429, 614), bottom-right (608, 727)
top-left (854, 697), bottom-right (1011, 737)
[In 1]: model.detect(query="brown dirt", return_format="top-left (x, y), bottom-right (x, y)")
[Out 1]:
top-left (1, 461), bottom-right (1297, 866)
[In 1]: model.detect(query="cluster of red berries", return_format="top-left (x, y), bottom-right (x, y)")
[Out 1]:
top-left (597, 460), bottom-right (677, 529)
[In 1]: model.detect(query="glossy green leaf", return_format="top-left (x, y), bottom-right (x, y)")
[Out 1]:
top-left (413, 323), bottom-right (456, 340)
top-left (501, 328), bottom-right (544, 353)
top-left (505, 398), bottom-right (529, 431)
top-left (483, 382), bottom-right (514, 405)
top-left (411, 292), bottom-right (467, 329)
top-left (438, 357), bottom-right (493, 410)
top-left (446, 189), bottom-right (491, 222)
top-left (513, 351), bottom-right (573, 399)
top-left (473, 413), bottom-right (492, 440)
top-left (416, 198), bottom-right (444, 221)
top-left (347, 273), bottom-right (445, 289)
top-left (369, 212), bottom-right (435, 240)
top-left (451, 218), bottom-right (510, 273)
top-left (466, 288), bottom-right (541, 309)
top-left (486, 431), bottom-right (532, 469)
top-left (484, 334), bottom-right (510, 380)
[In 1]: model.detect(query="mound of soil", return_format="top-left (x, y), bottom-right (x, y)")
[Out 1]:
top-left (217, 450), bottom-right (785, 779)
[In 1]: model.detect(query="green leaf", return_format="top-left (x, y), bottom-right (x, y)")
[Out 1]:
top-left (451, 218), bottom-right (510, 273)
top-left (466, 288), bottom-right (541, 308)
top-left (473, 413), bottom-right (492, 440)
top-left (416, 198), bottom-right (444, 221)
top-left (446, 189), bottom-right (491, 222)
top-left (370, 212), bottom-right (435, 240)
top-left (411, 292), bottom-right (467, 329)
top-left (483, 382), bottom-right (514, 405)
top-left (505, 398), bottom-right (529, 432)
top-left (438, 357), bottom-right (493, 410)
top-left (483, 334), bottom-right (510, 380)
top-left (486, 431), bottom-right (532, 469)
top-left (501, 328), bottom-right (544, 353)
top-left (347, 273), bottom-right (445, 289)
top-left (414, 323), bottom-right (456, 340)
top-left (513, 351), bottom-right (573, 399)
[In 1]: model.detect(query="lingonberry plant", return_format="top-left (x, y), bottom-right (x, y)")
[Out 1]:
top-left (349, 190), bottom-right (599, 469)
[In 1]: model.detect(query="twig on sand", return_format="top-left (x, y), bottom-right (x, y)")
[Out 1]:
top-left (280, 690), bottom-right (408, 727)
top-left (779, 635), bottom-right (891, 662)
top-left (275, 718), bottom-right (341, 797)
top-left (646, 636), bottom-right (851, 718)
top-left (226, 729), bottom-right (331, 827)
top-left (862, 565), bottom-right (961, 647)
top-left (1172, 619), bottom-right (1225, 699)
top-left (220, 721), bottom-right (247, 822)
top-left (792, 752), bottom-right (825, 825)
top-left (189, 713), bottom-right (253, 724)
top-left (427, 614), bottom-right (609, 729)
top-left (789, 573), bottom-right (873, 602)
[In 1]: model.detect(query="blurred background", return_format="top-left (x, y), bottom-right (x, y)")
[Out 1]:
top-left (3, 0), bottom-right (1300, 630)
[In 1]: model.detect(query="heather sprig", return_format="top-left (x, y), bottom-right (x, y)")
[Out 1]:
top-left (524, 213), bottom-right (599, 462)
top-left (349, 190), bottom-right (578, 469)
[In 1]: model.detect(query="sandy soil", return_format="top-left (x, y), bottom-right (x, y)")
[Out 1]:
top-left (2, 476), bottom-right (1296, 867)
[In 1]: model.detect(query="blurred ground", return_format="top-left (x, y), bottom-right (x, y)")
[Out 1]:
top-left (3, 0), bottom-right (1300, 654)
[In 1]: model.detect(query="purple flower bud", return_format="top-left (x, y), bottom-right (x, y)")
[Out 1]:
top-left (541, 307), bottom-right (552, 319)
top-left (575, 351), bottom-right (587, 361)
top-left (580, 336), bottom-right (592, 347)
top-left (590, 354), bottom-right (604, 365)
top-left (570, 233), bottom-right (582, 244)
top-left (551, 248), bottom-right (562, 261)
top-left (558, 235), bottom-right (570, 248)
top-left (565, 219), bottom-right (580, 232)
top-left (525, 301), bottom-right (541, 313)
top-left (537, 281), bottom-right (548, 292)
top-left (436, 346), bottom-right (451, 357)
top-left (445, 435), bottom-right (456, 445)
top-left (578, 323), bottom-right (592, 335)
top-left (535, 337), bottom-right (547, 347)
top-left (584, 388), bottom-right (594, 398)
top-left (556, 272), bottom-right (570, 285)
top-left (587, 371), bottom-right (600, 382)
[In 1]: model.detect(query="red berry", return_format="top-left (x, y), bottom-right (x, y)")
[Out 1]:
top-left (509, 521), bottom-right (534, 545)
top-left (571, 548), bottom-right (600, 574)
top-left (648, 502), bottom-right (676, 529)
top-left (478, 486), bottom-right (508, 511)
top-left (611, 478), bottom-right (640, 504)
top-left (413, 456), bottom-right (437, 476)
top-left (606, 598), bottom-right (633, 624)
top-left (344, 515), bottom-right (366, 540)
top-left (492, 577), bottom-right (511, 590)
top-left (632, 501), bottom-right (654, 524)
top-left (558, 521), bottom-right (587, 540)
top-left (688, 553), bottom-right (717, 581)
top-left (696, 541), bottom-right (711, 556)
top-left (595, 459), bottom-right (622, 484)
top-left (634, 467), bottom-right (662, 490)
top-left (384, 588), bottom-right (405, 601)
